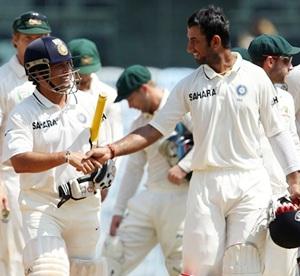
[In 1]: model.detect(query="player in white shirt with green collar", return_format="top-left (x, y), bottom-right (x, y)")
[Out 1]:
top-left (248, 34), bottom-right (300, 276)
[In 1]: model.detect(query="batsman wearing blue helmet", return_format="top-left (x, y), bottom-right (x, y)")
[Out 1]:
top-left (2, 36), bottom-right (114, 275)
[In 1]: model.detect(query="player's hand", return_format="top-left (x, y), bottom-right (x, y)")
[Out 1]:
top-left (168, 165), bottom-right (187, 185)
top-left (68, 151), bottom-right (101, 174)
top-left (287, 171), bottom-right (300, 200)
top-left (109, 215), bottom-right (123, 236)
top-left (84, 146), bottom-right (112, 165)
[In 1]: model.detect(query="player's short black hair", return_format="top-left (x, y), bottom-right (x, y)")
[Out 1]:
top-left (187, 5), bottom-right (230, 49)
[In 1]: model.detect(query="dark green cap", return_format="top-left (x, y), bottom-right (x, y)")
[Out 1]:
top-left (68, 38), bottom-right (101, 75)
top-left (232, 47), bottom-right (252, 62)
top-left (248, 34), bottom-right (300, 60)
top-left (115, 65), bottom-right (151, 102)
top-left (12, 11), bottom-right (51, 35)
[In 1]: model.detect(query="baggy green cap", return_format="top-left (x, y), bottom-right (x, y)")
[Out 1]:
top-left (248, 34), bottom-right (300, 60)
top-left (68, 38), bottom-right (101, 75)
top-left (115, 65), bottom-right (151, 102)
top-left (12, 11), bottom-right (51, 35)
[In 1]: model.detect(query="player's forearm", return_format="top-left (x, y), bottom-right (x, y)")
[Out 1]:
top-left (10, 151), bottom-right (66, 173)
top-left (111, 124), bottom-right (162, 157)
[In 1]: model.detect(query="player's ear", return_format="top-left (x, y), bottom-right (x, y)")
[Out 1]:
top-left (139, 84), bottom-right (148, 93)
top-left (11, 33), bottom-right (18, 48)
top-left (210, 35), bottom-right (222, 49)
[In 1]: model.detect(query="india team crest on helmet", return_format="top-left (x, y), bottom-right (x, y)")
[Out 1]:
top-left (52, 38), bottom-right (69, 56)
top-left (236, 85), bottom-right (247, 96)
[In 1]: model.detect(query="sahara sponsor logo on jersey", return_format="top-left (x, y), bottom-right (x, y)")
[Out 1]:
top-left (32, 118), bottom-right (58, 130)
top-left (188, 88), bottom-right (216, 101)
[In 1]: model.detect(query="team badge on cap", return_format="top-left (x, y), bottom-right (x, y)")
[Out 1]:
top-left (236, 85), bottom-right (247, 96)
top-left (28, 18), bottom-right (42, 26)
top-left (52, 38), bottom-right (69, 56)
top-left (81, 56), bottom-right (93, 65)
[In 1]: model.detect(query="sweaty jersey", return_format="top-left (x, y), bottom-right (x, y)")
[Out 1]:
top-left (2, 90), bottom-right (112, 199)
top-left (150, 53), bottom-right (284, 171)
top-left (286, 65), bottom-right (300, 137)
top-left (0, 55), bottom-right (35, 167)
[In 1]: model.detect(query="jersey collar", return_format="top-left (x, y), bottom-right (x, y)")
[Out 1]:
top-left (32, 89), bottom-right (78, 109)
top-left (203, 52), bottom-right (242, 80)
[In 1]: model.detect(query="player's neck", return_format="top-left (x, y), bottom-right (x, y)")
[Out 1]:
top-left (151, 88), bottom-right (164, 114)
top-left (210, 50), bottom-right (236, 75)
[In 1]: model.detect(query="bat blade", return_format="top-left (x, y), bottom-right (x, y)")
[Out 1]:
top-left (90, 94), bottom-right (107, 148)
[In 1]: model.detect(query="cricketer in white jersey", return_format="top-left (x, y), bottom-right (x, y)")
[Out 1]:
top-left (248, 34), bottom-right (300, 276)
top-left (83, 6), bottom-right (300, 276)
top-left (2, 36), bottom-right (112, 275)
top-left (102, 85), bottom-right (192, 275)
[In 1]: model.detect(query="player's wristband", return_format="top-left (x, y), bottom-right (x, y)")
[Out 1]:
top-left (65, 150), bottom-right (71, 164)
top-left (107, 144), bottom-right (116, 159)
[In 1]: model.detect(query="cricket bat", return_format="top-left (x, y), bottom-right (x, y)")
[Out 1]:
top-left (89, 94), bottom-right (107, 149)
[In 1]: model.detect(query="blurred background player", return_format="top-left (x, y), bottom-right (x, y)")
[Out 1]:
top-left (2, 36), bottom-right (111, 275)
top-left (0, 11), bottom-right (51, 276)
top-left (248, 34), bottom-right (300, 276)
top-left (102, 65), bottom-right (193, 276)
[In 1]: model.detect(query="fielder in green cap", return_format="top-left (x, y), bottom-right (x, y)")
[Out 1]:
top-left (248, 33), bottom-right (300, 276)
top-left (0, 10), bottom-right (51, 276)
top-left (115, 64), bottom-right (151, 102)
top-left (68, 38), bottom-right (101, 75)
top-left (248, 34), bottom-right (300, 66)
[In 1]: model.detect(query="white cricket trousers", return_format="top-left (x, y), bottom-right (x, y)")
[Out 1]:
top-left (183, 168), bottom-right (272, 276)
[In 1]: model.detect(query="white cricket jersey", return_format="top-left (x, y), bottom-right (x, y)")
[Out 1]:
top-left (150, 54), bottom-right (284, 171)
top-left (0, 55), bottom-right (35, 169)
top-left (260, 86), bottom-right (300, 194)
top-left (2, 90), bottom-right (112, 197)
top-left (84, 73), bottom-right (123, 140)
top-left (286, 65), bottom-right (300, 136)
top-left (113, 90), bottom-right (190, 215)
